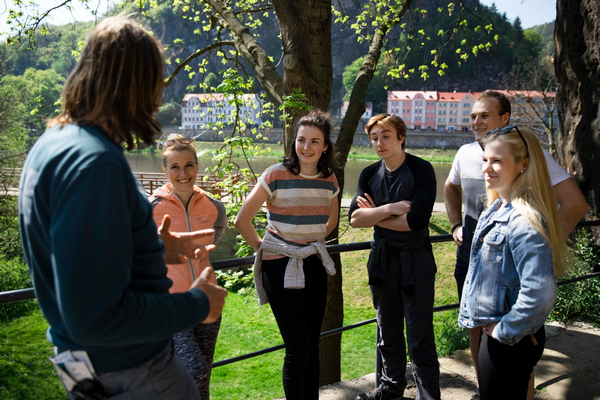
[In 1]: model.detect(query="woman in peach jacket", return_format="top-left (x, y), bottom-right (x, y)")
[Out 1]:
top-left (150, 134), bottom-right (227, 399)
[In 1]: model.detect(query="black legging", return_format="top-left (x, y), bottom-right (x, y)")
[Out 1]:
top-left (478, 325), bottom-right (545, 400)
top-left (262, 254), bottom-right (328, 400)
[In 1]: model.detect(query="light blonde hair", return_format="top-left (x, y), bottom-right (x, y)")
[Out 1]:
top-left (49, 16), bottom-right (164, 149)
top-left (482, 127), bottom-right (566, 277)
top-left (160, 134), bottom-right (198, 167)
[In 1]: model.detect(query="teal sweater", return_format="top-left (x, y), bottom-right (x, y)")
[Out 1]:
top-left (19, 124), bottom-right (209, 374)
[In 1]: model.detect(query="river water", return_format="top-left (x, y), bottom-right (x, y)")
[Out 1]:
top-left (125, 153), bottom-right (451, 202)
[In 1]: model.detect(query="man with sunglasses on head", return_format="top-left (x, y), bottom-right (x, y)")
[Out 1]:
top-left (444, 90), bottom-right (589, 400)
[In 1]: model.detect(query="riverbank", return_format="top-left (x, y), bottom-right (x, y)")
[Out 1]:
top-left (138, 141), bottom-right (459, 164)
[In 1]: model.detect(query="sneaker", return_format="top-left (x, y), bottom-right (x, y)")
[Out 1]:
top-left (470, 394), bottom-right (481, 400)
top-left (355, 386), bottom-right (403, 400)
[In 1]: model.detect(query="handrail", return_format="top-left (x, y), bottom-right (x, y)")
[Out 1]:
top-left (0, 235), bottom-right (457, 304)
top-left (211, 270), bottom-right (600, 367)
top-left (1, 220), bottom-right (599, 370)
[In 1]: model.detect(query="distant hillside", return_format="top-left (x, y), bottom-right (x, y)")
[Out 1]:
top-left (528, 21), bottom-right (555, 57)
top-left (2, 0), bottom-right (553, 112)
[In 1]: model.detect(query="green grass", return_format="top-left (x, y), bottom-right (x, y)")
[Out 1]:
top-left (0, 309), bottom-right (64, 399)
top-left (0, 213), bottom-right (464, 399)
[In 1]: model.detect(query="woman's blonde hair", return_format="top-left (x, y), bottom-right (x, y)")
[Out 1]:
top-left (48, 16), bottom-right (164, 149)
top-left (159, 134), bottom-right (198, 167)
top-left (482, 126), bottom-right (567, 277)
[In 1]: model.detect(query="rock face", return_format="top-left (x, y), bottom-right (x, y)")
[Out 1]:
top-left (555, 0), bottom-right (600, 244)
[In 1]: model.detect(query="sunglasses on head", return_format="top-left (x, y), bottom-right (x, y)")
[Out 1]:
top-left (158, 138), bottom-right (194, 151)
top-left (486, 125), bottom-right (528, 154)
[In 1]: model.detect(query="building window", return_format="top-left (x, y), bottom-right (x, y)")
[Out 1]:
top-left (463, 103), bottom-right (470, 107)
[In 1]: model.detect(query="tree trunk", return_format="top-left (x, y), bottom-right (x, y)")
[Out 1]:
top-left (555, 0), bottom-right (598, 242)
top-left (272, 0), bottom-right (333, 150)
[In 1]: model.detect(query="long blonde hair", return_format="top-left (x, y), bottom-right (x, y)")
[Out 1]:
top-left (49, 16), bottom-right (164, 149)
top-left (482, 126), bottom-right (567, 277)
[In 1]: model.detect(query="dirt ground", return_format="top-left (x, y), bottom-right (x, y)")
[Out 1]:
top-left (311, 321), bottom-right (600, 400)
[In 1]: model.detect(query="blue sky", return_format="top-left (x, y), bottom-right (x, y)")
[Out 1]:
top-left (1, 0), bottom-right (557, 38)
top-left (478, 0), bottom-right (556, 29)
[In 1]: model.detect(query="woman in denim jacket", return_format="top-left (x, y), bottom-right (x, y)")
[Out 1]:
top-left (458, 125), bottom-right (567, 400)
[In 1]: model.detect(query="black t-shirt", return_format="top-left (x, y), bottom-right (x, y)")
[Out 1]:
top-left (348, 153), bottom-right (437, 243)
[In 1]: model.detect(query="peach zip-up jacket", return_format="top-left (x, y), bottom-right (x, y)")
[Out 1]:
top-left (150, 183), bottom-right (227, 293)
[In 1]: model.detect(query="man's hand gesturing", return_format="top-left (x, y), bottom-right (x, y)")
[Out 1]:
top-left (191, 267), bottom-right (228, 323)
top-left (158, 214), bottom-right (216, 264)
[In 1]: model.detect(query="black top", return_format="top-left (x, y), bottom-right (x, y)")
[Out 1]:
top-left (349, 153), bottom-right (436, 243)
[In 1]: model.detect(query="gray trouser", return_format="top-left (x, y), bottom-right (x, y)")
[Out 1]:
top-left (96, 342), bottom-right (200, 399)
top-left (371, 248), bottom-right (441, 400)
top-left (173, 317), bottom-right (222, 399)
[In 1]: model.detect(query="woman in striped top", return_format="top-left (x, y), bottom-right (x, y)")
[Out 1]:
top-left (235, 110), bottom-right (339, 400)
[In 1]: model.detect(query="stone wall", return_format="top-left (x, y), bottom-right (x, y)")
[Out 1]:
top-left (163, 127), bottom-right (474, 149)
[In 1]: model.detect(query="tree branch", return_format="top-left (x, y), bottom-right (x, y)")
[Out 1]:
top-left (233, 6), bottom-right (273, 15)
top-left (202, 0), bottom-right (284, 108)
top-left (165, 41), bottom-right (235, 87)
top-left (336, 0), bottom-right (414, 168)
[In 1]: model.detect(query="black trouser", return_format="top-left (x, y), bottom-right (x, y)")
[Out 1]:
top-left (372, 248), bottom-right (441, 400)
top-left (478, 325), bottom-right (545, 400)
top-left (454, 256), bottom-right (469, 301)
top-left (262, 254), bottom-right (328, 400)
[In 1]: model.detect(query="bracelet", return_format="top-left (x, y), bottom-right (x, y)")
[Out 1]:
top-left (451, 223), bottom-right (462, 234)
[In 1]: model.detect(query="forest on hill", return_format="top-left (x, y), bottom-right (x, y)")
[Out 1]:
top-left (0, 0), bottom-right (553, 129)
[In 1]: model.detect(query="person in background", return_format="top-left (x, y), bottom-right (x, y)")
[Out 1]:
top-left (459, 125), bottom-right (567, 400)
top-left (18, 16), bottom-right (227, 399)
top-left (150, 134), bottom-right (227, 399)
top-left (350, 114), bottom-right (440, 400)
top-left (444, 90), bottom-right (588, 400)
top-left (234, 110), bottom-right (339, 400)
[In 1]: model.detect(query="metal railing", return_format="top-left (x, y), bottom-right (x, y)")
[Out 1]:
top-left (1, 220), bottom-right (599, 369)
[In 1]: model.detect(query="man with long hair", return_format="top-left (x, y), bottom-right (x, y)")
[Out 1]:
top-left (18, 17), bottom-right (227, 399)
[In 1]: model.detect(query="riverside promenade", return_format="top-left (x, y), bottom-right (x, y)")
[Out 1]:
top-left (311, 321), bottom-right (600, 400)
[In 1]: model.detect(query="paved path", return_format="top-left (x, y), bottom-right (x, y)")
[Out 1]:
top-left (304, 321), bottom-right (600, 400)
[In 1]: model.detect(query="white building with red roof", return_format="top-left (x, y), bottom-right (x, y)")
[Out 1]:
top-left (181, 93), bottom-right (264, 129)
top-left (388, 90), bottom-right (483, 132)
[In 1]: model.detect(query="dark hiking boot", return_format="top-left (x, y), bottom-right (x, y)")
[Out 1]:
top-left (355, 386), bottom-right (403, 400)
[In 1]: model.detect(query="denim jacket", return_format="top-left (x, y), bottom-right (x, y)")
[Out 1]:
top-left (458, 198), bottom-right (557, 345)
